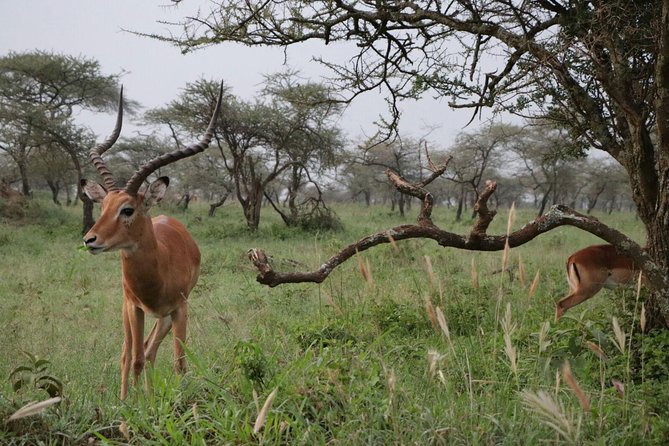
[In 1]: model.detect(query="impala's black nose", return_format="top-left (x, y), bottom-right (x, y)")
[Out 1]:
top-left (84, 235), bottom-right (97, 245)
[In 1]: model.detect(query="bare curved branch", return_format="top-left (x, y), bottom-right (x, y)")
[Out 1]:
top-left (248, 171), bottom-right (664, 295)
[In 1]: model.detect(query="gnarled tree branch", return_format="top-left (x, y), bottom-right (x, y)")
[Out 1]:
top-left (248, 168), bottom-right (662, 292)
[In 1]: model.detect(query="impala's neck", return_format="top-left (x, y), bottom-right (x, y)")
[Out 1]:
top-left (120, 216), bottom-right (164, 299)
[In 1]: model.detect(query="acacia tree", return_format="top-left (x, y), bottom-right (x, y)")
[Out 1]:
top-left (0, 51), bottom-right (121, 195)
top-left (445, 124), bottom-right (511, 221)
top-left (259, 72), bottom-right (345, 226)
top-left (507, 125), bottom-right (584, 215)
top-left (158, 1), bottom-right (669, 328)
top-left (148, 77), bottom-right (343, 230)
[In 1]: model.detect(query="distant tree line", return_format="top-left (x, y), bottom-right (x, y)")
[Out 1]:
top-left (0, 51), bottom-right (632, 234)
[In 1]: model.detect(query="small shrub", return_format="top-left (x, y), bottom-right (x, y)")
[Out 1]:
top-left (233, 340), bottom-right (269, 387)
top-left (370, 299), bottom-right (431, 337)
top-left (9, 351), bottom-right (63, 400)
top-left (295, 321), bottom-right (358, 350)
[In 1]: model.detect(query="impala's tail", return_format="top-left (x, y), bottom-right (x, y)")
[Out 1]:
top-left (566, 261), bottom-right (581, 292)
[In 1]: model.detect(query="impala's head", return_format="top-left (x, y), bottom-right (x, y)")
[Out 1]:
top-left (82, 177), bottom-right (169, 254)
top-left (80, 83), bottom-right (222, 254)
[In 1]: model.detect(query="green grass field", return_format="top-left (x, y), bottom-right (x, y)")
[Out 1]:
top-left (1, 199), bottom-right (667, 445)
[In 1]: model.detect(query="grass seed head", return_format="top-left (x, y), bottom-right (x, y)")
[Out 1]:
top-left (253, 388), bottom-right (278, 434)
top-left (562, 361), bottom-right (591, 411)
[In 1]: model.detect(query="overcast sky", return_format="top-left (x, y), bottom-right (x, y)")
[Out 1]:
top-left (0, 1), bottom-right (495, 146)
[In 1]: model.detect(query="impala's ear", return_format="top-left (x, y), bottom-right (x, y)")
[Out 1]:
top-left (143, 176), bottom-right (169, 209)
top-left (81, 179), bottom-right (107, 203)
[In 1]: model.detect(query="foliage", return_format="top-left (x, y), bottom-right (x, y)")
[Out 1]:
top-left (146, 74), bottom-right (345, 231)
top-left (0, 200), bottom-right (666, 444)
top-left (8, 351), bottom-right (63, 400)
top-left (0, 50), bottom-right (123, 199)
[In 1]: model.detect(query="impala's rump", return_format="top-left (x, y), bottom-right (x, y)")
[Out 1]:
top-left (557, 244), bottom-right (638, 319)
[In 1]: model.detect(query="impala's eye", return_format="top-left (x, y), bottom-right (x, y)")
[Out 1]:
top-left (120, 208), bottom-right (134, 217)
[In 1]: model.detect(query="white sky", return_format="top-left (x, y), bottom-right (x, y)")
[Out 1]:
top-left (0, 0), bottom-right (498, 147)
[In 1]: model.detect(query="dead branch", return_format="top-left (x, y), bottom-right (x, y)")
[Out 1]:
top-left (248, 168), bottom-right (662, 292)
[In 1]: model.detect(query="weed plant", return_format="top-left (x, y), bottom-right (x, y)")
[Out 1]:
top-left (0, 199), bottom-right (667, 444)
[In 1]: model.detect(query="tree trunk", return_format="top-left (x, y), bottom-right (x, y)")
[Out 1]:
top-left (397, 192), bottom-right (405, 217)
top-left (81, 193), bottom-right (95, 235)
top-left (208, 193), bottom-right (230, 217)
top-left (243, 180), bottom-right (263, 231)
top-left (17, 159), bottom-right (31, 197)
top-left (621, 130), bottom-right (669, 328)
top-left (47, 180), bottom-right (61, 205)
top-left (537, 184), bottom-right (554, 217)
top-left (455, 186), bottom-right (465, 222)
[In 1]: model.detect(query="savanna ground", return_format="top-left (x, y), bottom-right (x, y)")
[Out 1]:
top-left (0, 197), bottom-right (667, 445)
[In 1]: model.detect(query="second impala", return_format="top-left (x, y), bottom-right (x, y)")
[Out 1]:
top-left (556, 244), bottom-right (640, 320)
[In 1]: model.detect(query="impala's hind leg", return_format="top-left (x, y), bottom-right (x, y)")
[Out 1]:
top-left (556, 263), bottom-right (606, 320)
top-left (144, 316), bottom-right (172, 365)
top-left (171, 304), bottom-right (188, 374)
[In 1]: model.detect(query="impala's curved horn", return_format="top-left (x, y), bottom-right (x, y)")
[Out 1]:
top-left (124, 82), bottom-right (224, 195)
top-left (89, 86), bottom-right (123, 191)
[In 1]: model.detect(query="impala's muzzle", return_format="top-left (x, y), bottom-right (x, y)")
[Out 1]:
top-left (83, 235), bottom-right (105, 254)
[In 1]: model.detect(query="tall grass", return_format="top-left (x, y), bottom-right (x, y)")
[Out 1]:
top-left (1, 199), bottom-right (666, 444)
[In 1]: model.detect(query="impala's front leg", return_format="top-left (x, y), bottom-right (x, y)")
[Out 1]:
top-left (171, 304), bottom-right (188, 374)
top-left (120, 299), bottom-right (133, 400)
top-left (127, 304), bottom-right (146, 391)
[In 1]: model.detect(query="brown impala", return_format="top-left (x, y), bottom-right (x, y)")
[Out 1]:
top-left (555, 244), bottom-right (639, 320)
top-left (82, 85), bottom-right (222, 400)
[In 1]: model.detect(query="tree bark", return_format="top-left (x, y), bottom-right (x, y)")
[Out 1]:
top-left (81, 193), bottom-right (95, 235)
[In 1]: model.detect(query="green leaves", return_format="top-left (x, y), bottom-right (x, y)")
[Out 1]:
top-left (9, 351), bottom-right (63, 399)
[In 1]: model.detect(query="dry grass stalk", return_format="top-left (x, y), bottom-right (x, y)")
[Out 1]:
top-left (612, 317), bottom-right (626, 354)
top-left (501, 303), bottom-right (518, 376)
top-left (355, 249), bottom-right (373, 285)
top-left (437, 370), bottom-right (447, 386)
top-left (521, 390), bottom-right (581, 444)
top-left (253, 388), bottom-right (260, 412)
top-left (5, 397), bottom-right (61, 423)
top-left (322, 288), bottom-right (343, 316)
top-left (435, 306), bottom-right (452, 344)
top-left (611, 379), bottom-right (625, 397)
top-left (386, 230), bottom-right (398, 252)
top-left (518, 253), bottom-right (526, 287)
top-left (506, 202), bottom-right (516, 236)
top-left (585, 341), bottom-right (608, 361)
top-left (424, 294), bottom-right (439, 331)
top-left (502, 239), bottom-right (511, 273)
top-left (427, 349), bottom-right (445, 380)
top-left (470, 257), bottom-right (479, 289)
top-left (253, 387), bottom-right (278, 434)
top-left (562, 361), bottom-right (591, 411)
top-left (425, 255), bottom-right (436, 286)
top-left (529, 270), bottom-right (541, 300)
top-left (119, 420), bottom-right (131, 441)
top-left (538, 321), bottom-right (551, 353)
top-left (387, 368), bottom-right (397, 395)
top-left (640, 303), bottom-right (647, 334)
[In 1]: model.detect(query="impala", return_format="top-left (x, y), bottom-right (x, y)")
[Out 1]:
top-left (555, 244), bottom-right (639, 320)
top-left (82, 86), bottom-right (222, 399)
